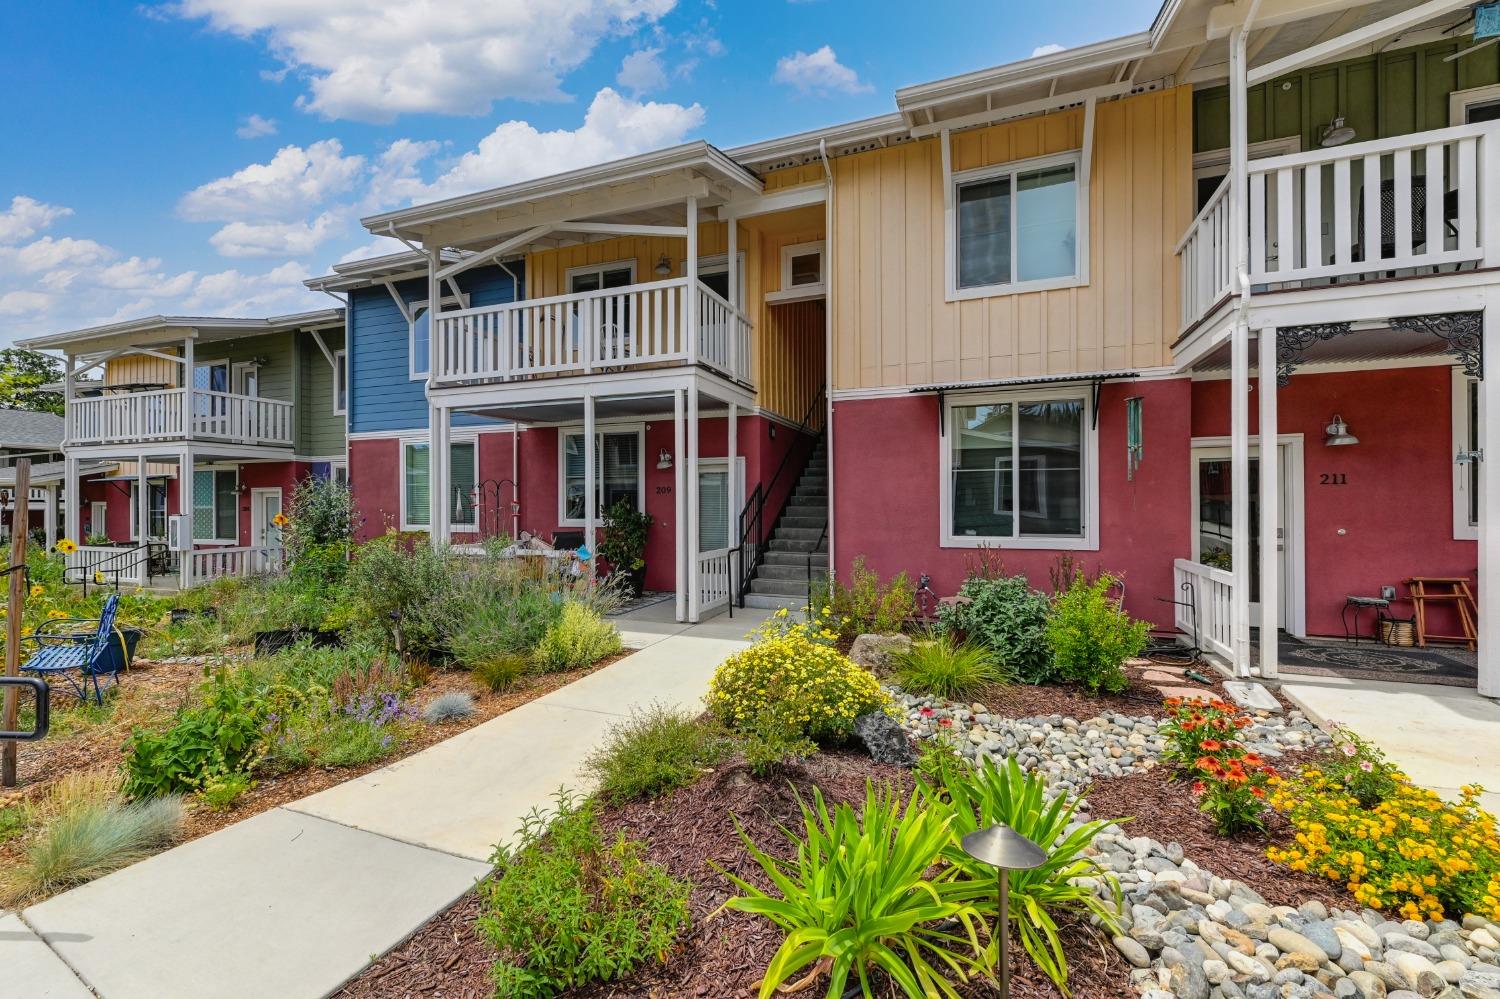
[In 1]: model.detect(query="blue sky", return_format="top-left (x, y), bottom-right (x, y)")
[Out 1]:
top-left (0, 0), bottom-right (1161, 344)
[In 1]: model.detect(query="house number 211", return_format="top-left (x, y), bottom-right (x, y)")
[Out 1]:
top-left (1319, 473), bottom-right (1347, 485)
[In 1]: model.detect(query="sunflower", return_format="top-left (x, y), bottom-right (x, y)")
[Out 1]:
top-left (56, 539), bottom-right (78, 554)
top-left (272, 512), bottom-right (289, 528)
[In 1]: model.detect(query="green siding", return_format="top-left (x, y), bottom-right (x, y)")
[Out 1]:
top-left (198, 332), bottom-right (294, 401)
top-left (297, 330), bottom-right (345, 457)
top-left (1194, 38), bottom-right (1500, 153)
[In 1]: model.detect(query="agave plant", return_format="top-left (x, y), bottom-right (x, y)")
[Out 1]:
top-left (720, 783), bottom-right (986, 999)
top-left (923, 756), bottom-right (1123, 994)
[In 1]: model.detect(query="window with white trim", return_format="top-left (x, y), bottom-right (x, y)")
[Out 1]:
top-left (129, 482), bottom-right (168, 541)
top-left (333, 350), bottom-right (347, 415)
top-left (410, 294), bottom-right (466, 380)
top-left (1453, 369), bottom-right (1480, 540)
top-left (780, 241), bottom-right (824, 291)
top-left (943, 392), bottom-right (1093, 548)
top-left (559, 428), bottom-right (643, 525)
top-left (402, 440), bottom-right (476, 529)
top-left (192, 469), bottom-right (239, 541)
top-left (952, 152), bottom-right (1081, 297)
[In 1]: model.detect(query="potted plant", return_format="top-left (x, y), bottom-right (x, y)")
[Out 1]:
top-left (598, 498), bottom-right (653, 597)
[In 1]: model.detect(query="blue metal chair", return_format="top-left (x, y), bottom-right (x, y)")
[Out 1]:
top-left (21, 594), bottom-right (128, 705)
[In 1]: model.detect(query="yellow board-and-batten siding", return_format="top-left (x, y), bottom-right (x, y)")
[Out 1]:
top-left (829, 85), bottom-right (1193, 392)
top-left (104, 351), bottom-right (180, 388)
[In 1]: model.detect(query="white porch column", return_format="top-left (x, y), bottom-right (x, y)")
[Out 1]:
top-left (1258, 327), bottom-right (1280, 680)
top-left (1230, 317), bottom-right (1252, 677)
top-left (178, 450), bottom-right (194, 589)
top-left (727, 400), bottom-right (738, 602)
top-left (726, 216), bottom-right (739, 376)
top-left (1480, 291), bottom-right (1500, 698)
top-left (685, 197), bottom-right (699, 367)
top-left (62, 456), bottom-right (79, 547)
top-left (583, 392), bottom-right (596, 584)
top-left (686, 386), bottom-right (700, 622)
top-left (43, 484), bottom-right (56, 552)
top-left (136, 452), bottom-right (148, 551)
top-left (673, 387), bottom-right (687, 623)
top-left (182, 335), bottom-right (194, 438)
top-left (429, 405), bottom-right (450, 546)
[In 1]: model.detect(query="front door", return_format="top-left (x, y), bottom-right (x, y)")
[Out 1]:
top-left (251, 488), bottom-right (283, 548)
top-left (1192, 444), bottom-right (1300, 633)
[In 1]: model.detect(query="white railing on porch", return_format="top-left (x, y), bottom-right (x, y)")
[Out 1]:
top-left (697, 548), bottom-right (734, 613)
top-left (186, 546), bottom-right (283, 586)
top-left (1176, 121), bottom-right (1499, 331)
top-left (64, 545), bottom-right (146, 586)
top-left (68, 389), bottom-right (294, 447)
top-left (1173, 558), bottom-right (1234, 663)
top-left (431, 278), bottom-right (753, 387)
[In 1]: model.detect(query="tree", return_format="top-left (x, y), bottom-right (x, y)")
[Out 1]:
top-left (0, 349), bottom-right (63, 415)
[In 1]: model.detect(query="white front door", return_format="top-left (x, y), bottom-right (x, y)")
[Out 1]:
top-left (251, 488), bottom-right (283, 548)
top-left (89, 500), bottom-right (108, 540)
top-left (1191, 442), bottom-right (1304, 636)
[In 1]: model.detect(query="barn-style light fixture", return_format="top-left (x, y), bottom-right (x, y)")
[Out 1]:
top-left (1324, 414), bottom-right (1359, 446)
top-left (1319, 115), bottom-right (1356, 147)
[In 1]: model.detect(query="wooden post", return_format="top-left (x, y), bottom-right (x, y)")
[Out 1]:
top-left (3, 459), bottom-right (31, 786)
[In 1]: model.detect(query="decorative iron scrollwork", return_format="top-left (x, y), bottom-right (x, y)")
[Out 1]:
top-left (1389, 312), bottom-right (1483, 380)
top-left (1275, 322), bottom-right (1352, 387)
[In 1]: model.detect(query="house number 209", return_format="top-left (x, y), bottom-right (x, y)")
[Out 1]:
top-left (1319, 473), bottom-right (1347, 485)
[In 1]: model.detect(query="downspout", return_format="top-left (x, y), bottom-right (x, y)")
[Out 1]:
top-left (819, 138), bottom-right (836, 585)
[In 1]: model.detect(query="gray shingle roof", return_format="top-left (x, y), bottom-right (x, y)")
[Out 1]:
top-left (0, 409), bottom-right (65, 449)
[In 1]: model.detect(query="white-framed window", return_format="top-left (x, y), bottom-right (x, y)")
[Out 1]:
top-left (128, 482), bottom-right (168, 541)
top-left (941, 389), bottom-right (1097, 550)
top-left (1192, 137), bottom-right (1302, 212)
top-left (328, 459), bottom-right (348, 486)
top-left (566, 260), bottom-right (636, 295)
top-left (192, 468), bottom-right (239, 542)
top-left (231, 361), bottom-right (259, 397)
top-left (697, 457), bottom-right (746, 553)
top-left (948, 151), bottom-right (1083, 301)
top-left (1451, 83), bottom-right (1500, 126)
top-left (780, 241), bottom-right (824, 292)
top-left (1453, 368), bottom-right (1481, 541)
top-left (332, 350), bottom-right (347, 415)
top-left (695, 253), bottom-right (748, 310)
top-left (558, 425), bottom-right (644, 526)
top-left (401, 440), bottom-right (477, 530)
top-left (409, 293), bottom-right (467, 381)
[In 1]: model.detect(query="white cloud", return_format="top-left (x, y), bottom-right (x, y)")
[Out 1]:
top-left (617, 48), bottom-right (667, 95)
top-left (773, 45), bottom-right (871, 96)
top-left (0, 291), bottom-right (52, 316)
top-left (236, 113), bottom-right (279, 138)
top-left (179, 139), bottom-right (365, 223)
top-left (338, 237), bottom-right (408, 264)
top-left (169, 0), bottom-right (679, 122)
top-left (1031, 43), bottom-right (1066, 57)
top-left (0, 236), bottom-right (114, 275)
top-left (418, 87), bottom-right (704, 202)
top-left (209, 212), bottom-right (342, 258)
top-left (0, 196), bottom-right (72, 245)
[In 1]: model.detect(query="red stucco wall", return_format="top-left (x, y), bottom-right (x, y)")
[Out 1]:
top-left (76, 461), bottom-right (311, 547)
top-left (830, 380), bottom-right (1195, 631)
top-left (1192, 366), bottom-right (1476, 637)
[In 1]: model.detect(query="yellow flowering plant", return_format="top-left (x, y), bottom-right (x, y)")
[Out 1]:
top-left (1267, 767), bottom-right (1500, 922)
top-left (706, 608), bottom-right (889, 741)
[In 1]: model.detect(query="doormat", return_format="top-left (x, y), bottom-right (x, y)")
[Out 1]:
top-left (606, 590), bottom-right (674, 616)
top-left (1269, 635), bottom-right (1478, 688)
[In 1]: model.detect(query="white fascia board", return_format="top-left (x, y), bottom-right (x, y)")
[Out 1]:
top-left (725, 113), bottom-right (910, 170)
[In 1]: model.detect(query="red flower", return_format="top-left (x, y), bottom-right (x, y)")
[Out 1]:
top-left (938, 717), bottom-right (953, 727)
top-left (1250, 786), bottom-right (1266, 799)
top-left (1192, 781), bottom-right (1206, 795)
top-left (919, 707), bottom-right (934, 717)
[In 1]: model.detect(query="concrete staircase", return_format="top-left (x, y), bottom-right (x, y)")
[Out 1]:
top-left (742, 436), bottom-right (828, 611)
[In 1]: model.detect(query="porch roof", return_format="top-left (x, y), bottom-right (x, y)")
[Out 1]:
top-left (304, 248), bottom-right (468, 294)
top-left (909, 371), bottom-right (1139, 394)
top-left (18, 308), bottom-right (344, 354)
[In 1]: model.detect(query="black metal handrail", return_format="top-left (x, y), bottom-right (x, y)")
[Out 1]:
top-left (736, 385), bottom-right (826, 606)
top-left (805, 520), bottom-right (829, 614)
top-left (74, 544), bottom-right (152, 596)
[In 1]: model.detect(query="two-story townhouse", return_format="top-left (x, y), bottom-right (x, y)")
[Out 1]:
top-left (17, 310), bottom-right (347, 587)
top-left (0, 408), bottom-right (69, 546)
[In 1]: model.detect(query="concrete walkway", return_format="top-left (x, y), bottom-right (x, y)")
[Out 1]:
top-left (1281, 674), bottom-right (1500, 813)
top-left (13, 607), bottom-right (770, 999)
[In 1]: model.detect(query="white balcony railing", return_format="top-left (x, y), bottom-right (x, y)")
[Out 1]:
top-left (431, 278), bottom-right (753, 387)
top-left (64, 545), bottom-right (146, 586)
top-left (68, 389), bottom-right (294, 448)
top-left (1173, 558), bottom-right (1234, 663)
top-left (186, 546), bottom-right (283, 587)
top-left (1176, 121), bottom-right (1499, 330)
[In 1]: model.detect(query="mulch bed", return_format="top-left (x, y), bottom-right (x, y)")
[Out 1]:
top-left (1082, 767), bottom-right (1357, 912)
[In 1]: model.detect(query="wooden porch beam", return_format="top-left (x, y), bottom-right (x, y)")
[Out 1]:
top-left (434, 224), bottom-right (555, 282)
top-left (553, 221), bottom-right (689, 238)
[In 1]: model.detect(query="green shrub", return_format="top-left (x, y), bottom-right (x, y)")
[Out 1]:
top-left (531, 603), bottom-right (622, 673)
top-left (473, 652), bottom-right (530, 693)
top-left (480, 791), bottom-right (691, 998)
top-left (123, 668), bottom-right (269, 797)
top-left (309, 716), bottom-right (398, 768)
top-left (705, 611), bottom-right (888, 742)
top-left (422, 692), bottom-right (476, 723)
top-left (283, 474), bottom-right (356, 568)
top-left (2, 792), bottom-right (183, 904)
top-left (435, 560), bottom-right (565, 665)
top-left (1043, 574), bottom-right (1147, 693)
top-left (813, 556), bottom-right (915, 640)
top-left (197, 772), bottom-right (253, 812)
top-left (341, 536), bottom-right (453, 657)
top-left (922, 756), bottom-right (1122, 992)
top-left (739, 701), bottom-right (818, 778)
top-left (584, 706), bottom-right (727, 805)
top-left (597, 497), bottom-right (652, 587)
top-left (892, 633), bottom-right (1011, 700)
top-left (937, 574), bottom-right (1052, 683)
top-left (0, 803), bottom-right (28, 843)
top-left (722, 784), bottom-right (986, 999)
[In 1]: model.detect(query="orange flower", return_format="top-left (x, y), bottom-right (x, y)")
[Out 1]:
top-left (1197, 756), bottom-right (1224, 775)
top-left (1242, 753), bottom-right (1263, 767)
top-left (1201, 739), bottom-right (1223, 752)
top-left (1250, 786), bottom-right (1266, 799)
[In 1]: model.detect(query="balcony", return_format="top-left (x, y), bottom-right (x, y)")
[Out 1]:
top-left (68, 389), bottom-right (294, 448)
top-left (431, 277), bottom-right (753, 388)
top-left (1177, 121), bottom-right (1500, 332)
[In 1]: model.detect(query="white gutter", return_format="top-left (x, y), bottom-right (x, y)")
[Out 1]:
top-left (820, 138), bottom-right (836, 584)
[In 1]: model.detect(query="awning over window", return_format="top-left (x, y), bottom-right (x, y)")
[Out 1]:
top-left (911, 370), bottom-right (1139, 433)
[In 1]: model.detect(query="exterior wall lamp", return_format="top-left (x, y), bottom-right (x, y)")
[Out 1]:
top-left (1324, 414), bottom-right (1359, 446)
top-left (959, 822), bottom-right (1048, 998)
top-left (654, 254), bottom-right (672, 277)
top-left (1319, 116), bottom-right (1356, 147)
